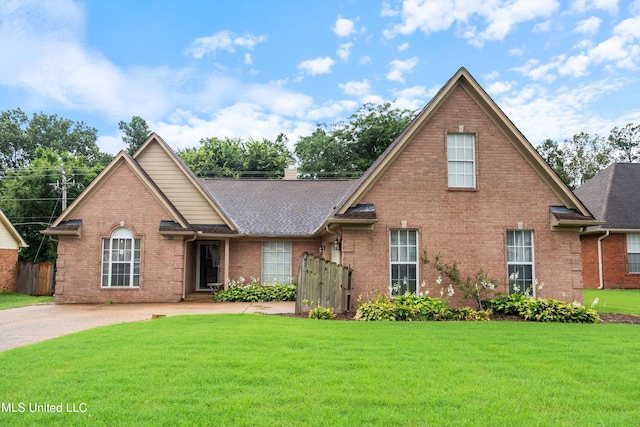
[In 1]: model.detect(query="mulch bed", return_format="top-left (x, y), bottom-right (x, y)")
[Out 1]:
top-left (281, 312), bottom-right (640, 323)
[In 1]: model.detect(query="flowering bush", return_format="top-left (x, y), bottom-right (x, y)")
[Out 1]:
top-left (487, 294), bottom-right (600, 323)
top-left (355, 291), bottom-right (490, 322)
top-left (213, 277), bottom-right (296, 302)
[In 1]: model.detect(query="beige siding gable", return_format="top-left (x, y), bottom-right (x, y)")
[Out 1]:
top-left (0, 209), bottom-right (26, 250)
top-left (0, 222), bottom-right (19, 250)
top-left (135, 140), bottom-right (227, 225)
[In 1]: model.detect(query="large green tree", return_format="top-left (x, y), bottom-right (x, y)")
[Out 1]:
top-left (609, 122), bottom-right (640, 162)
top-left (0, 148), bottom-right (104, 262)
top-left (177, 135), bottom-right (292, 178)
top-left (119, 116), bottom-right (152, 155)
top-left (295, 102), bottom-right (416, 178)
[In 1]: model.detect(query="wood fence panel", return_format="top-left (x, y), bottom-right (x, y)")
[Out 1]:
top-left (296, 252), bottom-right (351, 314)
top-left (16, 262), bottom-right (54, 296)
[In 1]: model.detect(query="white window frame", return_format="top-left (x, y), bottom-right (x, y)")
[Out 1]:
top-left (101, 227), bottom-right (140, 288)
top-left (627, 233), bottom-right (640, 273)
top-left (447, 133), bottom-right (476, 189)
top-left (389, 229), bottom-right (418, 297)
top-left (507, 230), bottom-right (535, 296)
top-left (261, 241), bottom-right (292, 284)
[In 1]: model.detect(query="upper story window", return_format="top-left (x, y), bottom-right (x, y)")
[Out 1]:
top-left (447, 133), bottom-right (476, 189)
top-left (101, 227), bottom-right (141, 288)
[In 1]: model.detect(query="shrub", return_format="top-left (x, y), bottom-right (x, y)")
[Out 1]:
top-left (355, 291), bottom-right (488, 322)
top-left (308, 305), bottom-right (335, 320)
top-left (213, 283), bottom-right (296, 302)
top-left (488, 294), bottom-right (600, 323)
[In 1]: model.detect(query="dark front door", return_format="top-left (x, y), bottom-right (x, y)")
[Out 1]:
top-left (197, 242), bottom-right (220, 291)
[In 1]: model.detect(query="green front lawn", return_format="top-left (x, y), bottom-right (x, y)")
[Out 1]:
top-left (582, 289), bottom-right (640, 315)
top-left (1, 314), bottom-right (639, 426)
top-left (0, 292), bottom-right (54, 310)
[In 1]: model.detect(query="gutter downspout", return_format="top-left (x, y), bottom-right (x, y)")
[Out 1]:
top-left (597, 231), bottom-right (610, 289)
top-left (182, 234), bottom-right (197, 300)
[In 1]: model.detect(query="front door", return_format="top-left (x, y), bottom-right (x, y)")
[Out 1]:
top-left (197, 242), bottom-right (220, 291)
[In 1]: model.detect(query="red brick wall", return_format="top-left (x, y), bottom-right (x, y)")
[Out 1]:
top-left (55, 163), bottom-right (185, 303)
top-left (581, 234), bottom-right (601, 288)
top-left (0, 249), bottom-right (18, 293)
top-left (227, 239), bottom-right (321, 284)
top-left (342, 85), bottom-right (584, 309)
top-left (599, 233), bottom-right (640, 289)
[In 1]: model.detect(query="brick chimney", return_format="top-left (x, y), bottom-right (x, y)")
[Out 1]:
top-left (284, 162), bottom-right (297, 180)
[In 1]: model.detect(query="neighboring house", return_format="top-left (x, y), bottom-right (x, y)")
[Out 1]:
top-left (43, 68), bottom-right (599, 306)
top-left (575, 163), bottom-right (640, 289)
top-left (0, 208), bottom-right (28, 293)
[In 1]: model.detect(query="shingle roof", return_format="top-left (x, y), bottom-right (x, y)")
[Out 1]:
top-left (574, 163), bottom-right (640, 230)
top-left (199, 179), bottom-right (359, 236)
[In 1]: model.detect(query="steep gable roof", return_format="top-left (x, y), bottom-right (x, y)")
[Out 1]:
top-left (0, 207), bottom-right (28, 249)
top-left (334, 67), bottom-right (594, 221)
top-left (133, 134), bottom-right (235, 229)
top-left (45, 151), bottom-right (188, 231)
top-left (575, 163), bottom-right (640, 230)
top-left (200, 179), bottom-right (358, 236)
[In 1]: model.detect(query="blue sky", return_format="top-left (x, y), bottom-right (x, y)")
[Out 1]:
top-left (1, 0), bottom-right (639, 155)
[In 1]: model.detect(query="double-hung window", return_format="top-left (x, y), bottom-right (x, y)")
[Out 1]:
top-left (447, 133), bottom-right (476, 188)
top-left (262, 241), bottom-right (291, 284)
top-left (507, 230), bottom-right (534, 295)
top-left (390, 229), bottom-right (418, 296)
top-left (102, 227), bottom-right (140, 287)
top-left (627, 233), bottom-right (640, 273)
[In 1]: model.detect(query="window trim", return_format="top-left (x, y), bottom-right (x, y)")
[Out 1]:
top-left (506, 230), bottom-right (535, 296)
top-left (389, 229), bottom-right (419, 297)
top-left (101, 227), bottom-right (141, 288)
top-left (261, 241), bottom-right (292, 285)
top-left (447, 133), bottom-right (476, 189)
top-left (627, 233), bottom-right (640, 274)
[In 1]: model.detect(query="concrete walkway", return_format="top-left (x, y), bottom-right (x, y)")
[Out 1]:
top-left (0, 301), bottom-right (295, 352)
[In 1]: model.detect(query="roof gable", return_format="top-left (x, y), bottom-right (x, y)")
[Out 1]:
top-left (335, 67), bottom-right (592, 218)
top-left (133, 134), bottom-right (234, 228)
top-left (48, 151), bottom-right (188, 229)
top-left (0, 208), bottom-right (27, 249)
top-left (575, 163), bottom-right (640, 230)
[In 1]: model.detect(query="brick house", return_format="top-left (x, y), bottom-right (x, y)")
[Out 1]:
top-left (43, 68), bottom-right (599, 306)
top-left (575, 163), bottom-right (640, 289)
top-left (0, 208), bottom-right (28, 293)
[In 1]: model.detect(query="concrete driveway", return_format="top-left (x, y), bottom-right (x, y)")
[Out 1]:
top-left (0, 301), bottom-right (295, 352)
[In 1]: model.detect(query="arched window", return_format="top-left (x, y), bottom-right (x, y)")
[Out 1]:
top-left (101, 227), bottom-right (141, 287)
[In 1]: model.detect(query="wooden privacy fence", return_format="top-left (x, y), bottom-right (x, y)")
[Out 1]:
top-left (16, 262), bottom-right (54, 296)
top-left (295, 252), bottom-right (351, 314)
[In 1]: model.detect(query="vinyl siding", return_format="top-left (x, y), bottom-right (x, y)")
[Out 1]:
top-left (136, 142), bottom-right (225, 224)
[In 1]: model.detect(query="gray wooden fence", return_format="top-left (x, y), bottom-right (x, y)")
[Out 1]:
top-left (295, 252), bottom-right (351, 314)
top-left (16, 262), bottom-right (54, 296)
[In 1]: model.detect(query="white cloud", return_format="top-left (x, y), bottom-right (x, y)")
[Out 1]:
top-left (184, 31), bottom-right (267, 58)
top-left (297, 57), bottom-right (336, 75)
top-left (359, 55), bottom-right (372, 64)
top-left (339, 80), bottom-right (371, 97)
top-left (575, 16), bottom-right (601, 34)
top-left (533, 20), bottom-right (552, 33)
top-left (397, 42), bottom-right (409, 51)
top-left (571, 0), bottom-right (618, 14)
top-left (391, 85), bottom-right (429, 110)
top-left (498, 79), bottom-right (626, 143)
top-left (384, 0), bottom-right (559, 47)
top-left (332, 17), bottom-right (355, 37)
top-left (486, 80), bottom-right (515, 94)
top-left (509, 48), bottom-right (524, 56)
top-left (386, 57), bottom-right (419, 83)
top-left (337, 43), bottom-right (353, 61)
top-left (483, 71), bottom-right (500, 80)
top-left (559, 54), bottom-right (591, 77)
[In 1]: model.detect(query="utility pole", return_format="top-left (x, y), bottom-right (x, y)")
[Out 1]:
top-left (50, 164), bottom-right (78, 212)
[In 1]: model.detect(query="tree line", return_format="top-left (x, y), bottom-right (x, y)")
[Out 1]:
top-left (0, 105), bottom-right (638, 262)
